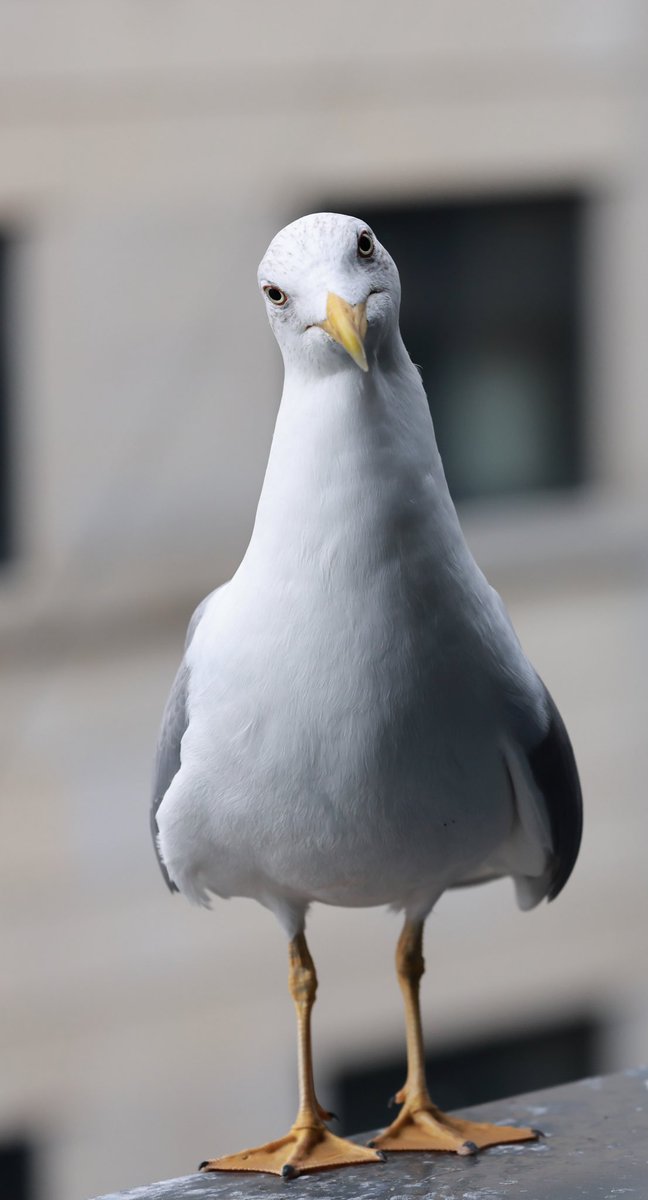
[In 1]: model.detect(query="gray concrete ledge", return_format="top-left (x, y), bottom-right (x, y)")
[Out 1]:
top-left (93, 1067), bottom-right (648, 1199)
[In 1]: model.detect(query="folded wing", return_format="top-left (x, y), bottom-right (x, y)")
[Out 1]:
top-left (504, 682), bottom-right (583, 909)
top-left (150, 592), bottom-right (215, 891)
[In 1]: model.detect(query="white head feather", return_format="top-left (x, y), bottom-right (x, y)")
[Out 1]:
top-left (258, 212), bottom-right (401, 376)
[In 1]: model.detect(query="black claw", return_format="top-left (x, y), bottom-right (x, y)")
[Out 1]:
top-left (387, 1094), bottom-right (397, 1109)
top-left (375, 1150), bottom-right (387, 1162)
top-left (282, 1163), bottom-right (298, 1180)
top-left (531, 1127), bottom-right (545, 1138)
top-left (197, 1161), bottom-right (209, 1171)
top-left (328, 1111), bottom-right (339, 1122)
top-left (459, 1140), bottom-right (478, 1156)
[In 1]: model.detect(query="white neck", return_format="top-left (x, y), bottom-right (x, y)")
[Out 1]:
top-left (241, 333), bottom-right (469, 582)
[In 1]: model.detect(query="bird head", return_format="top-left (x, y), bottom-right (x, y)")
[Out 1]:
top-left (258, 212), bottom-right (401, 377)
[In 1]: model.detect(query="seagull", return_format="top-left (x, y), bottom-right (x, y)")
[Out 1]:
top-left (151, 212), bottom-right (583, 1179)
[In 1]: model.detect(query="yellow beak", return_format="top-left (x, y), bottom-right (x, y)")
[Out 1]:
top-left (318, 292), bottom-right (368, 372)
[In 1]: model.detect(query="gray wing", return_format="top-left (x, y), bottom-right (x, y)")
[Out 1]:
top-left (485, 586), bottom-right (583, 903)
top-left (150, 591), bottom-right (215, 891)
top-left (505, 679), bottom-right (583, 906)
top-left (525, 683), bottom-right (583, 901)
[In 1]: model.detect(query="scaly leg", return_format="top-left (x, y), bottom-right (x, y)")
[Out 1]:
top-left (200, 932), bottom-right (384, 1178)
top-left (371, 919), bottom-right (537, 1155)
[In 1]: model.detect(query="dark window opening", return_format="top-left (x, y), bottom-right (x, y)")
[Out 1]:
top-left (0, 1137), bottom-right (35, 1200)
top-left (0, 234), bottom-right (12, 561)
top-left (333, 1014), bottom-right (601, 1136)
top-left (322, 193), bottom-right (585, 503)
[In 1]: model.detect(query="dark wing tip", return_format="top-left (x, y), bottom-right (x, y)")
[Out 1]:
top-left (527, 686), bottom-right (583, 901)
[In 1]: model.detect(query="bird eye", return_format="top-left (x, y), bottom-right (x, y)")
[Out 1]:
top-left (357, 231), bottom-right (375, 259)
top-left (264, 285), bottom-right (288, 306)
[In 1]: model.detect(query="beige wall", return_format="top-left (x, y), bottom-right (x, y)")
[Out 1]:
top-left (1, 4), bottom-right (647, 1198)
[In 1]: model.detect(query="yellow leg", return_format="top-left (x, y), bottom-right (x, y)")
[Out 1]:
top-left (371, 920), bottom-right (537, 1156)
top-left (200, 932), bottom-right (384, 1178)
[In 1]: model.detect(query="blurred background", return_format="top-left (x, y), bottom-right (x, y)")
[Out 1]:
top-left (1, 2), bottom-right (647, 1198)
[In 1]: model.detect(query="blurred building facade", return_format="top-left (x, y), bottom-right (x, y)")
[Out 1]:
top-left (1, 3), bottom-right (647, 1198)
